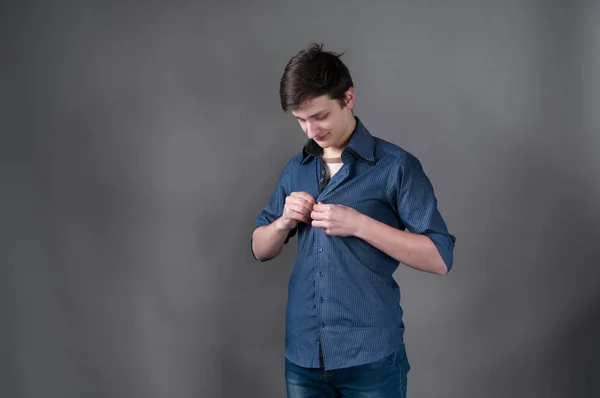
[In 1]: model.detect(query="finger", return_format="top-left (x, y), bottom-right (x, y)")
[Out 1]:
top-left (311, 220), bottom-right (328, 229)
top-left (312, 202), bottom-right (329, 212)
top-left (310, 210), bottom-right (325, 220)
top-left (291, 192), bottom-right (316, 206)
top-left (286, 209), bottom-right (311, 224)
top-left (287, 196), bottom-right (315, 214)
top-left (299, 199), bottom-right (316, 214)
top-left (311, 208), bottom-right (332, 220)
top-left (313, 203), bottom-right (332, 212)
top-left (294, 192), bottom-right (316, 204)
top-left (286, 203), bottom-right (313, 218)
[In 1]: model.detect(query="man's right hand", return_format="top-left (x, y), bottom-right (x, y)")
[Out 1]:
top-left (252, 191), bottom-right (316, 261)
top-left (276, 192), bottom-right (316, 231)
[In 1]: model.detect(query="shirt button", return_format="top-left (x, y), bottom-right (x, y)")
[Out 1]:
top-left (321, 322), bottom-right (325, 327)
top-left (321, 170), bottom-right (326, 175)
top-left (320, 178), bottom-right (324, 182)
top-left (318, 247), bottom-right (323, 252)
top-left (320, 297), bottom-right (324, 303)
top-left (319, 271), bottom-right (323, 278)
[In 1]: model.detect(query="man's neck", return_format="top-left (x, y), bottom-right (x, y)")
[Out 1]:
top-left (323, 117), bottom-right (356, 158)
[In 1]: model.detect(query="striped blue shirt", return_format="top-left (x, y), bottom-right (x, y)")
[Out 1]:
top-left (253, 117), bottom-right (455, 370)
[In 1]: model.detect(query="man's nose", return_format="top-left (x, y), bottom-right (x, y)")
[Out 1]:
top-left (306, 122), bottom-right (319, 138)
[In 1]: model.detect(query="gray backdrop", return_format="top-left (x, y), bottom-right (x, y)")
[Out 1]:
top-left (2, 1), bottom-right (599, 397)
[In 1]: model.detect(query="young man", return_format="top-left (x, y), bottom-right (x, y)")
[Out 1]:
top-left (251, 43), bottom-right (456, 398)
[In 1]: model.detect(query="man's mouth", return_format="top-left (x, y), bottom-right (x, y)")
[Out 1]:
top-left (314, 133), bottom-right (329, 142)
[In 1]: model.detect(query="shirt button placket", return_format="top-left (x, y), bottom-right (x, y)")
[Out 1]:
top-left (316, 236), bottom-right (325, 338)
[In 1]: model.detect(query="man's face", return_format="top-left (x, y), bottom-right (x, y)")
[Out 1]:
top-left (291, 89), bottom-right (356, 150)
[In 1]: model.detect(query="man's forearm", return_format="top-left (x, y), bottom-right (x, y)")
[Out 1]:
top-left (252, 218), bottom-right (293, 261)
top-left (353, 214), bottom-right (448, 275)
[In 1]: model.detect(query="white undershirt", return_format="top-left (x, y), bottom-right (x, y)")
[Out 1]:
top-left (325, 162), bottom-right (343, 179)
top-left (322, 157), bottom-right (343, 182)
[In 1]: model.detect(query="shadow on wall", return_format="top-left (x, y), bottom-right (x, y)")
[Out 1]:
top-left (538, 1), bottom-right (600, 394)
top-left (453, 121), bottom-right (600, 397)
top-left (516, 138), bottom-right (600, 397)
top-left (551, 291), bottom-right (600, 397)
top-left (537, 146), bottom-right (600, 395)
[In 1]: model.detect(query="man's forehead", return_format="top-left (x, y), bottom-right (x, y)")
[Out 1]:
top-left (292, 97), bottom-right (333, 118)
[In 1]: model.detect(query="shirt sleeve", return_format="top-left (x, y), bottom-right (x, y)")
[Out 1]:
top-left (250, 160), bottom-right (298, 261)
top-left (390, 152), bottom-right (456, 271)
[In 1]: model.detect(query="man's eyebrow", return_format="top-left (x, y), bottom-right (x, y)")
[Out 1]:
top-left (297, 110), bottom-right (328, 120)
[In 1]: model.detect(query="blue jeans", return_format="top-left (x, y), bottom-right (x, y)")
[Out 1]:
top-left (284, 346), bottom-right (411, 398)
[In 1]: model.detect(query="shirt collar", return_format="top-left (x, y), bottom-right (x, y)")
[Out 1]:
top-left (300, 116), bottom-right (376, 165)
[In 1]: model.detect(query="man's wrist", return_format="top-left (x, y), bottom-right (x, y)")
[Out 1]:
top-left (352, 212), bottom-right (370, 239)
top-left (274, 217), bottom-right (294, 234)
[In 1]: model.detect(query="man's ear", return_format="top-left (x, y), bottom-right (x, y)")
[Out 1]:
top-left (344, 87), bottom-right (356, 109)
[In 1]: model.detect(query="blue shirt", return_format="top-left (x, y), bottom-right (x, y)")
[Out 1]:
top-left (252, 117), bottom-right (455, 370)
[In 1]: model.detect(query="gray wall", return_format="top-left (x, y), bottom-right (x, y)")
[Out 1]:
top-left (2, 1), bottom-right (599, 397)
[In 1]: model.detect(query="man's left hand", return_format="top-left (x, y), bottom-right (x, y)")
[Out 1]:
top-left (311, 202), bottom-right (362, 237)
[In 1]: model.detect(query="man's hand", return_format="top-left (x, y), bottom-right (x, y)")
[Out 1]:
top-left (276, 192), bottom-right (316, 231)
top-left (311, 202), bottom-right (362, 237)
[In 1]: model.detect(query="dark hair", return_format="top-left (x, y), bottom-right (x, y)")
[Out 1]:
top-left (279, 43), bottom-right (354, 112)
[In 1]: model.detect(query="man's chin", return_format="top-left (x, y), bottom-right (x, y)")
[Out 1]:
top-left (314, 133), bottom-right (331, 146)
